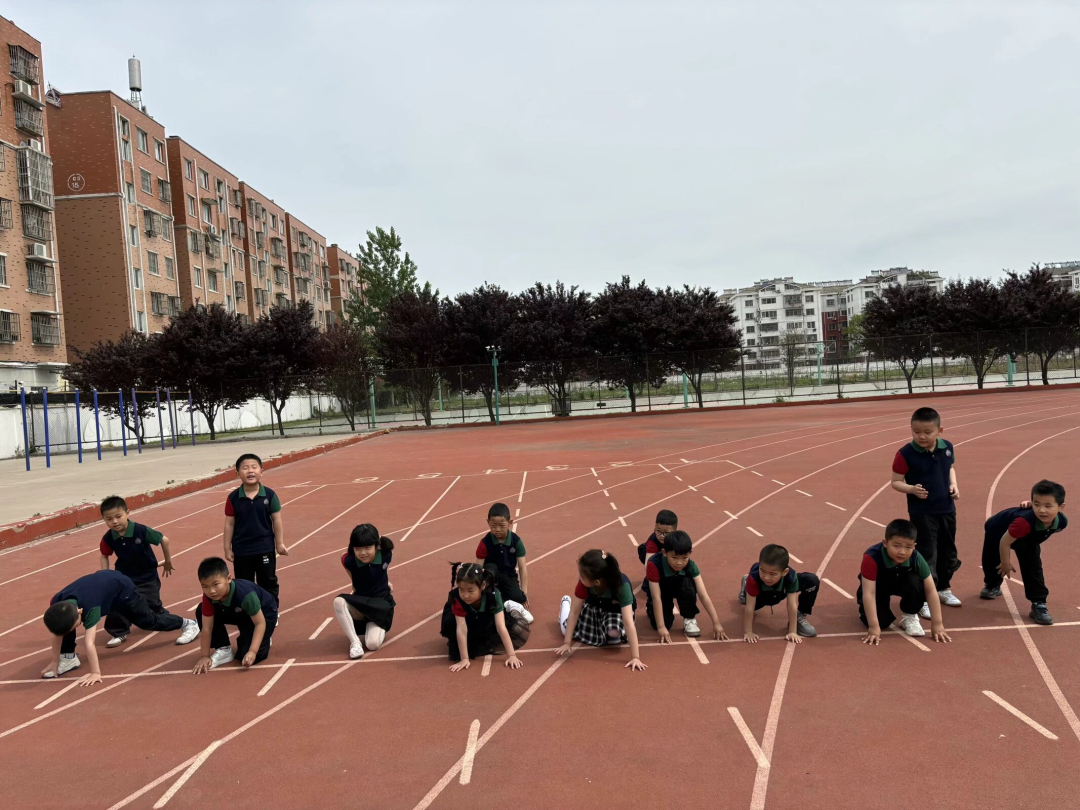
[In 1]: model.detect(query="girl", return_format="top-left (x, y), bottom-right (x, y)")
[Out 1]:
top-left (556, 549), bottom-right (646, 671)
top-left (332, 524), bottom-right (395, 660)
top-left (440, 562), bottom-right (529, 672)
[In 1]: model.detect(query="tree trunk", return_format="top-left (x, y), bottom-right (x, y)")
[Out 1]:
top-left (275, 401), bottom-right (286, 436)
top-left (1041, 354), bottom-right (1051, 385)
top-left (421, 400), bottom-right (433, 426)
top-left (202, 405), bottom-right (217, 440)
top-left (628, 384), bottom-right (637, 413)
top-left (481, 386), bottom-right (496, 422)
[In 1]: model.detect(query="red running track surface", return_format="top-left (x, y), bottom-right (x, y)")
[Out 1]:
top-left (2, 388), bottom-right (1080, 810)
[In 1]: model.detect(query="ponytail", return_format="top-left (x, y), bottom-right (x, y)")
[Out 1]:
top-left (603, 551), bottom-right (624, 595)
top-left (379, 535), bottom-right (394, 553)
top-left (451, 562), bottom-right (495, 593)
top-left (578, 549), bottom-right (624, 594)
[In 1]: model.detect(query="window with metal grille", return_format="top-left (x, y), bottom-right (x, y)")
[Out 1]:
top-left (189, 230), bottom-right (204, 253)
top-left (30, 313), bottom-right (60, 345)
top-left (151, 291), bottom-right (167, 316)
top-left (165, 257), bottom-right (175, 280)
top-left (0, 311), bottom-right (20, 342)
top-left (168, 296), bottom-right (182, 317)
top-left (208, 270), bottom-right (219, 292)
top-left (205, 237), bottom-right (221, 259)
top-left (17, 147), bottom-right (53, 208)
top-left (274, 267), bottom-right (287, 286)
top-left (27, 260), bottom-right (54, 294)
top-left (9, 45), bottom-right (41, 84)
top-left (147, 251), bottom-right (159, 276)
top-left (21, 205), bottom-right (52, 241)
top-left (144, 209), bottom-right (161, 237)
top-left (293, 252), bottom-right (311, 272)
top-left (13, 99), bottom-right (44, 135)
top-left (158, 178), bottom-right (171, 201)
top-left (0, 199), bottom-right (12, 229)
top-left (276, 293), bottom-right (289, 308)
top-left (234, 281), bottom-right (245, 301)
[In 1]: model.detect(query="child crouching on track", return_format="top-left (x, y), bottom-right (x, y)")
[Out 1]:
top-left (637, 509), bottom-right (679, 564)
top-left (333, 524), bottom-right (395, 660)
top-left (740, 543), bottom-right (819, 643)
top-left (192, 557), bottom-right (278, 673)
top-left (440, 562), bottom-right (529, 672)
top-left (556, 550), bottom-right (646, 671)
top-left (644, 530), bottom-right (727, 642)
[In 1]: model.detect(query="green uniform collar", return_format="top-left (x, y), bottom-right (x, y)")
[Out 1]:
top-left (910, 438), bottom-right (946, 454)
top-left (1036, 515), bottom-right (1060, 532)
top-left (212, 581), bottom-right (237, 606)
top-left (110, 521), bottom-right (136, 541)
top-left (240, 484), bottom-right (267, 500)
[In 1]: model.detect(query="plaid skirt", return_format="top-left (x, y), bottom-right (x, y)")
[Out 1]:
top-left (573, 602), bottom-right (628, 647)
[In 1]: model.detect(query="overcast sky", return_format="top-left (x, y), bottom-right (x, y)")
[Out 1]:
top-left (24, 1), bottom-right (1080, 296)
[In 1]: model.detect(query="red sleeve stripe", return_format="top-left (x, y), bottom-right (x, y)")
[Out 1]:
top-left (891, 451), bottom-right (908, 475)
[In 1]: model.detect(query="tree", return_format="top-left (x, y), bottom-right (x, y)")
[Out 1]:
top-left (935, 279), bottom-right (1011, 389)
top-left (588, 277), bottom-right (667, 412)
top-left (63, 331), bottom-right (160, 442)
top-left (862, 285), bottom-right (940, 394)
top-left (344, 226), bottom-right (426, 349)
top-left (507, 282), bottom-right (593, 416)
top-left (376, 287), bottom-right (452, 426)
top-left (251, 301), bottom-right (321, 436)
top-left (778, 328), bottom-right (813, 395)
top-left (154, 304), bottom-right (254, 440)
top-left (312, 321), bottom-right (373, 431)
top-left (1000, 265), bottom-right (1080, 385)
top-left (655, 286), bottom-right (741, 407)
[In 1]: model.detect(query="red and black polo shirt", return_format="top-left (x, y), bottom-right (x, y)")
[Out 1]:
top-left (100, 521), bottom-right (163, 583)
top-left (892, 438), bottom-right (955, 516)
top-left (985, 508), bottom-right (1068, 546)
top-left (224, 484), bottom-right (281, 555)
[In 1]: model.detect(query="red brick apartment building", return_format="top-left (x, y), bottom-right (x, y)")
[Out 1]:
top-left (284, 213), bottom-right (331, 327)
top-left (239, 183), bottom-right (291, 320)
top-left (327, 244), bottom-right (362, 323)
top-left (0, 17), bottom-right (66, 389)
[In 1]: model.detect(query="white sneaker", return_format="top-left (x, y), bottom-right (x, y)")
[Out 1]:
top-left (43, 653), bottom-right (81, 679)
top-left (106, 635), bottom-right (127, 648)
top-left (558, 595), bottom-right (571, 635)
top-left (209, 646), bottom-right (235, 668)
top-left (176, 619), bottom-right (200, 645)
top-left (938, 589), bottom-right (961, 607)
top-left (918, 602), bottom-right (931, 620)
top-left (504, 600), bottom-right (534, 625)
top-left (683, 618), bottom-right (701, 637)
top-left (898, 614), bottom-right (926, 637)
top-left (349, 640), bottom-right (364, 660)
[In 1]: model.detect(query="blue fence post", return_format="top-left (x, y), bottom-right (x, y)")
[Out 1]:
top-left (189, 392), bottom-right (196, 446)
top-left (131, 389), bottom-right (142, 454)
top-left (93, 390), bottom-right (102, 460)
top-left (75, 391), bottom-right (83, 463)
top-left (166, 389), bottom-right (176, 448)
top-left (43, 388), bottom-right (51, 468)
top-left (156, 389), bottom-right (165, 450)
top-left (19, 387), bottom-right (30, 472)
top-left (118, 389), bottom-right (128, 456)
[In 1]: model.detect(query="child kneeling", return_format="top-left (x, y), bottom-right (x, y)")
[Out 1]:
top-left (333, 524), bottom-right (395, 660)
top-left (644, 530), bottom-right (727, 642)
top-left (440, 563), bottom-right (529, 672)
top-left (192, 557), bottom-right (278, 673)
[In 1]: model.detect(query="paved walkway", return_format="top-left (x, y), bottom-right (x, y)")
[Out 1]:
top-left (0, 432), bottom-right (367, 526)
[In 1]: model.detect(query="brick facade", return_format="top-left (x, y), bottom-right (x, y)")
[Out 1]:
top-left (284, 213), bottom-right (329, 327)
top-left (327, 244), bottom-right (363, 322)
top-left (238, 183), bottom-right (290, 320)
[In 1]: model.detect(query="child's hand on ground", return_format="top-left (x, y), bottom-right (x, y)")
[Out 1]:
top-left (75, 672), bottom-right (102, 687)
top-left (931, 623), bottom-right (952, 643)
top-left (1019, 500), bottom-right (1032, 509)
top-left (505, 655), bottom-right (523, 669)
top-left (161, 561), bottom-right (174, 577)
top-left (863, 629), bottom-right (881, 646)
top-left (785, 632), bottom-right (802, 645)
top-left (554, 644), bottom-right (572, 656)
top-left (192, 656), bottom-right (213, 674)
top-left (242, 651), bottom-right (257, 667)
top-left (276, 544), bottom-right (290, 557)
top-left (657, 628), bottom-right (672, 644)
top-left (911, 484), bottom-right (929, 499)
top-left (743, 631), bottom-right (760, 644)
top-left (625, 657), bottom-right (647, 672)
top-left (997, 561), bottom-right (1015, 578)
top-left (714, 626), bottom-right (729, 641)
top-left (950, 484), bottom-right (960, 500)
top-left (449, 660), bottom-right (471, 672)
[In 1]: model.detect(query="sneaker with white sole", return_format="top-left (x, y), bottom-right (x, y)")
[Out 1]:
top-left (558, 595), bottom-right (571, 635)
top-left (739, 575), bottom-right (748, 606)
top-left (176, 619), bottom-right (200, 645)
top-left (43, 653), bottom-right (81, 679)
top-left (683, 618), bottom-right (701, 637)
top-left (897, 614), bottom-right (926, 637)
top-left (938, 589), bottom-right (961, 607)
top-left (349, 640), bottom-right (364, 660)
top-left (106, 635), bottom-right (127, 648)
top-left (209, 646), bottom-right (235, 668)
top-left (796, 613), bottom-right (817, 638)
top-left (504, 599), bottom-right (534, 625)
top-left (918, 602), bottom-right (931, 620)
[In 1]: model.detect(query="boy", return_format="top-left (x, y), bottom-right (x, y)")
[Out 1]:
top-left (475, 502), bottom-right (532, 624)
top-left (98, 495), bottom-right (175, 648)
top-left (980, 480), bottom-right (1067, 626)
top-left (643, 530), bottom-right (727, 641)
top-left (637, 509), bottom-right (679, 565)
top-left (858, 518), bottom-right (951, 645)
top-left (42, 570), bottom-right (199, 684)
top-left (890, 406), bottom-right (960, 618)
top-left (192, 556), bottom-right (278, 673)
top-left (224, 453), bottom-right (286, 607)
top-left (740, 543), bottom-right (819, 642)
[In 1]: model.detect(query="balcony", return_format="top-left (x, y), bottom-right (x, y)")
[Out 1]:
top-left (151, 292), bottom-right (167, 316)
top-left (26, 261), bottom-right (54, 295)
top-left (17, 147), bottom-right (53, 209)
top-left (9, 45), bottom-right (40, 85)
top-left (30, 312), bottom-right (61, 345)
top-left (14, 100), bottom-right (44, 136)
top-left (274, 268), bottom-right (288, 286)
top-left (275, 293), bottom-right (290, 309)
top-left (21, 205), bottom-right (52, 241)
top-left (0, 311), bottom-right (20, 342)
top-left (271, 237), bottom-right (285, 259)
top-left (204, 235), bottom-right (221, 260)
top-left (168, 296), bottom-right (182, 317)
top-left (144, 210), bottom-right (162, 237)
top-left (255, 231), bottom-right (265, 249)
top-left (292, 252), bottom-right (311, 273)
top-left (234, 281), bottom-right (245, 301)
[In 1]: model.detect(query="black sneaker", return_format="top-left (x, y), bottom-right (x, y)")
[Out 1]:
top-left (1029, 603), bottom-right (1053, 625)
top-left (980, 586), bottom-right (1002, 600)
top-left (738, 575), bottom-right (748, 605)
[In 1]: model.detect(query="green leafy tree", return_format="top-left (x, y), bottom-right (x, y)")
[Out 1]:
top-left (376, 287), bottom-right (452, 426)
top-left (251, 300), bottom-right (321, 436)
top-left (862, 285), bottom-right (940, 394)
top-left (655, 286), bottom-right (741, 407)
top-left (589, 277), bottom-right (668, 412)
top-left (344, 227), bottom-right (427, 350)
top-left (1000, 265), bottom-right (1080, 385)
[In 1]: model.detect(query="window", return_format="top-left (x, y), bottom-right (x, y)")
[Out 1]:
top-left (155, 140), bottom-right (165, 162)
top-left (119, 117), bottom-right (130, 137)
top-left (121, 139), bottom-right (132, 161)
top-left (199, 169), bottom-right (209, 190)
top-left (135, 310), bottom-right (147, 333)
top-left (187, 195), bottom-right (196, 216)
top-left (126, 183), bottom-right (135, 204)
top-left (0, 254), bottom-right (6, 285)
top-left (807, 322), bottom-right (816, 330)
top-left (162, 218), bottom-right (171, 241)
top-left (270, 214), bottom-right (277, 230)
top-left (151, 291), bottom-right (167, 316)
top-left (194, 267), bottom-right (202, 288)
top-left (184, 159), bottom-right (193, 181)
top-left (208, 271), bottom-right (219, 292)
top-left (168, 295), bottom-right (182, 317)
top-left (140, 169), bottom-right (152, 194)
top-left (165, 256), bottom-right (175, 280)
top-left (147, 251), bottom-right (159, 276)
top-left (761, 297), bottom-right (776, 304)
top-left (805, 295), bottom-right (814, 303)
top-left (158, 178), bottom-right (171, 201)
top-left (746, 338), bottom-right (756, 347)
top-left (132, 267), bottom-right (142, 289)
top-left (22, 205), bottom-right (53, 241)
top-left (805, 307), bottom-right (815, 315)
top-left (216, 179), bottom-right (224, 194)
top-left (235, 281), bottom-right (245, 301)
top-left (745, 325), bottom-right (755, 333)
top-left (31, 313), bottom-right (61, 345)
top-left (202, 202), bottom-right (213, 224)
top-left (0, 199), bottom-right (12, 229)
top-left (129, 224), bottom-right (138, 245)
top-left (137, 129), bottom-right (148, 153)
top-left (826, 299), bottom-right (835, 307)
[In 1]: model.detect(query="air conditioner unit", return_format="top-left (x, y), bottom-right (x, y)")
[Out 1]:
top-left (206, 224), bottom-right (219, 238)
top-left (27, 243), bottom-right (49, 259)
top-left (13, 80), bottom-right (42, 107)
top-left (22, 139), bottom-right (44, 152)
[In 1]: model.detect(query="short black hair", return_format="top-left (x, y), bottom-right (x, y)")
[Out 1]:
top-left (655, 509), bottom-right (678, 528)
top-left (759, 543), bottom-right (789, 569)
top-left (100, 495), bottom-right (128, 514)
top-left (43, 601), bottom-right (79, 635)
top-left (1031, 480), bottom-right (1066, 505)
top-left (885, 518), bottom-right (918, 542)
top-left (197, 557), bottom-right (230, 580)
top-left (487, 502), bottom-right (511, 521)
top-left (664, 530), bottom-right (693, 555)
top-left (235, 453), bottom-right (263, 471)
top-left (911, 407), bottom-right (940, 426)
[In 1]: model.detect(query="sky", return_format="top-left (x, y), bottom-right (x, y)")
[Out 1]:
top-left (21, 0), bottom-right (1080, 296)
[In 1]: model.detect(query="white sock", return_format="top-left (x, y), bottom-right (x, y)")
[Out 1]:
top-left (364, 625), bottom-right (386, 651)
top-left (332, 597), bottom-right (361, 646)
top-left (558, 596), bottom-right (571, 635)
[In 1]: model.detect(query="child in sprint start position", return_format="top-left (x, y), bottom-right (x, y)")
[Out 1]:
top-left (557, 550), bottom-right (646, 671)
top-left (475, 502), bottom-right (533, 624)
top-left (643, 530), bottom-right (727, 641)
top-left (858, 519), bottom-right (951, 645)
top-left (637, 509), bottom-right (679, 565)
top-left (740, 544), bottom-right (819, 642)
top-left (333, 524), bottom-right (395, 659)
top-left (192, 557), bottom-right (278, 673)
top-left (440, 563), bottom-right (529, 672)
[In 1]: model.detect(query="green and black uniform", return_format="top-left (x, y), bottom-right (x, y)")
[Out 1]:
top-left (197, 579), bottom-right (278, 663)
top-left (99, 521), bottom-right (166, 638)
top-left (857, 543), bottom-right (931, 628)
top-left (225, 484), bottom-right (282, 605)
top-left (643, 553), bottom-right (700, 630)
top-left (440, 587), bottom-right (528, 662)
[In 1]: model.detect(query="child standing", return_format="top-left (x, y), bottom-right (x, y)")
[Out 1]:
top-left (981, 480), bottom-right (1068, 625)
top-left (740, 543), bottom-right (819, 643)
top-left (440, 563), bottom-right (529, 671)
top-left (333, 524), bottom-right (395, 659)
top-left (192, 557), bottom-right (278, 672)
top-left (643, 530), bottom-right (727, 641)
top-left (858, 519), bottom-right (951, 645)
top-left (556, 550), bottom-right (646, 671)
top-left (636, 509), bottom-right (679, 564)
top-left (890, 407), bottom-right (960, 618)
top-left (224, 454), bottom-right (286, 607)
top-left (98, 495), bottom-right (176, 648)
top-left (475, 503), bottom-right (533, 623)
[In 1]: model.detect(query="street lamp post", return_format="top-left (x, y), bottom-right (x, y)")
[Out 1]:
top-left (487, 345), bottom-right (501, 426)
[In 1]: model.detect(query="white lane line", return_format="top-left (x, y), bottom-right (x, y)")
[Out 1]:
top-left (788, 553), bottom-right (803, 564)
top-left (153, 740), bottom-right (224, 807)
top-left (674, 476), bottom-right (683, 482)
top-left (795, 490), bottom-right (812, 498)
top-left (257, 658), bottom-right (295, 697)
top-left (517, 471), bottom-right (527, 503)
top-left (703, 496), bottom-right (715, 504)
top-left (747, 527), bottom-right (763, 537)
top-left (309, 617), bottom-right (333, 640)
top-left (825, 502), bottom-right (847, 511)
top-left (481, 655), bottom-right (492, 677)
top-left (459, 719), bottom-right (482, 785)
top-left (610, 502), bottom-right (618, 510)
top-left (400, 477), bottom-right (460, 542)
top-left (515, 508), bottom-right (520, 518)
top-left (618, 516), bottom-right (627, 527)
top-left (285, 483), bottom-right (389, 551)
top-left (750, 643), bottom-right (794, 807)
top-left (187, 603), bottom-right (199, 612)
top-left (725, 511), bottom-right (738, 520)
top-left (680, 458), bottom-right (691, 464)
top-left (772, 479), bottom-right (785, 486)
top-left (728, 707), bottom-right (769, 768)
top-left (628, 535), bottom-right (637, 547)
top-left (687, 636), bottom-right (709, 664)
top-left (603, 490), bottom-right (610, 497)
top-left (124, 632), bottom-right (159, 652)
top-left (596, 479), bottom-right (604, 486)
top-left (890, 628), bottom-right (931, 652)
top-left (34, 679), bottom-right (80, 710)
top-left (659, 464), bottom-right (671, 473)
top-left (0, 616), bottom-right (40, 639)
top-left (983, 691), bottom-right (1059, 740)
top-left (591, 467), bottom-right (597, 477)
top-left (823, 578), bottom-right (854, 599)
top-left (751, 471), bottom-right (764, 477)
top-left (861, 517), bottom-right (886, 528)
top-left (688, 485), bottom-right (698, 492)
top-left (725, 460), bottom-right (745, 469)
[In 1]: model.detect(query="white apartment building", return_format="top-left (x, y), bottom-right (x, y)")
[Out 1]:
top-left (1044, 260), bottom-right (1080, 292)
top-left (843, 268), bottom-right (946, 319)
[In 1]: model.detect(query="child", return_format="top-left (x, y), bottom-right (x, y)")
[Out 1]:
top-left (475, 503), bottom-right (533, 623)
top-left (333, 524), bottom-right (395, 659)
top-left (42, 570), bottom-right (199, 684)
top-left (858, 519), bottom-right (951, 645)
top-left (644, 530), bottom-right (727, 642)
top-left (224, 453), bottom-right (286, 607)
top-left (440, 562), bottom-right (528, 672)
top-left (740, 543), bottom-right (819, 643)
top-left (192, 557), bottom-right (278, 673)
top-left (890, 407), bottom-right (961, 618)
top-left (556, 549), bottom-right (646, 671)
top-left (98, 495), bottom-right (175, 648)
top-left (980, 480), bottom-right (1068, 626)
top-left (637, 508), bottom-right (679, 565)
